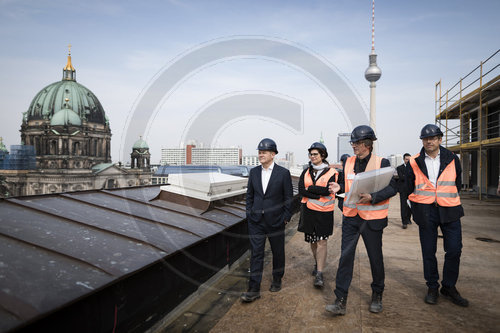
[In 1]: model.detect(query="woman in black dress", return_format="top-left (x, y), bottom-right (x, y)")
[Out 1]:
top-left (298, 142), bottom-right (340, 288)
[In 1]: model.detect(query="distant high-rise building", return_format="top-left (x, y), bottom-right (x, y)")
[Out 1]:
top-left (242, 155), bottom-right (259, 166)
top-left (285, 151), bottom-right (295, 167)
top-left (387, 154), bottom-right (403, 168)
top-left (337, 133), bottom-right (351, 162)
top-left (161, 145), bottom-right (241, 165)
top-left (191, 147), bottom-right (241, 165)
top-left (161, 148), bottom-right (186, 165)
top-left (275, 151), bottom-right (294, 169)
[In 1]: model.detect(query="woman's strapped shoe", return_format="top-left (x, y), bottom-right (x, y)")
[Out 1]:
top-left (312, 264), bottom-right (318, 276)
top-left (314, 271), bottom-right (324, 288)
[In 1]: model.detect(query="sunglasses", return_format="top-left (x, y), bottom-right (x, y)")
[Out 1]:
top-left (309, 153), bottom-right (320, 157)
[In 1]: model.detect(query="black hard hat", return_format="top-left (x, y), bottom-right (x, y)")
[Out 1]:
top-left (350, 125), bottom-right (377, 143)
top-left (419, 124), bottom-right (443, 139)
top-left (340, 154), bottom-right (350, 163)
top-left (308, 142), bottom-right (328, 158)
top-left (257, 138), bottom-right (278, 154)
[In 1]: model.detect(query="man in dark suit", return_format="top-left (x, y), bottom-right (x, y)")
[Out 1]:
top-left (397, 153), bottom-right (412, 229)
top-left (241, 138), bottom-right (293, 302)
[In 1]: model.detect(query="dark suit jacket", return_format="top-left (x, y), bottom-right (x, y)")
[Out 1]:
top-left (405, 146), bottom-right (464, 225)
top-left (396, 163), bottom-right (408, 194)
top-left (246, 163), bottom-right (293, 228)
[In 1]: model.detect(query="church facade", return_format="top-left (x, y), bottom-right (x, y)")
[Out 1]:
top-left (0, 48), bottom-right (151, 197)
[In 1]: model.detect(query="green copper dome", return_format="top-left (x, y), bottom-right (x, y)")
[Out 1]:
top-left (26, 80), bottom-right (106, 125)
top-left (50, 108), bottom-right (82, 126)
top-left (133, 138), bottom-right (149, 149)
top-left (25, 52), bottom-right (107, 126)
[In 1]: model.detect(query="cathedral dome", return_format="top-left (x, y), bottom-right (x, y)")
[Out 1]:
top-left (50, 107), bottom-right (82, 126)
top-left (26, 80), bottom-right (107, 125)
top-left (25, 50), bottom-right (107, 125)
top-left (20, 47), bottom-right (112, 171)
top-left (133, 138), bottom-right (149, 149)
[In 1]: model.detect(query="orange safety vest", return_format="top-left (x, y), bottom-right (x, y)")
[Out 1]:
top-left (342, 155), bottom-right (390, 220)
top-left (408, 154), bottom-right (461, 207)
top-left (301, 168), bottom-right (338, 212)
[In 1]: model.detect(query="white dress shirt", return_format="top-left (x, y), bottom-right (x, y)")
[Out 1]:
top-left (424, 151), bottom-right (440, 187)
top-left (261, 162), bottom-right (274, 194)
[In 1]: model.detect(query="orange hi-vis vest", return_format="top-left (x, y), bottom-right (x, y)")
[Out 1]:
top-left (408, 154), bottom-right (461, 207)
top-left (301, 168), bottom-right (338, 212)
top-left (343, 155), bottom-right (390, 220)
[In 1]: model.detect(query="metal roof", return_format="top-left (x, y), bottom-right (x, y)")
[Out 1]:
top-left (0, 185), bottom-right (246, 332)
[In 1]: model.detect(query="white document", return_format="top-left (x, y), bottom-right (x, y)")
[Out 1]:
top-left (344, 167), bottom-right (395, 205)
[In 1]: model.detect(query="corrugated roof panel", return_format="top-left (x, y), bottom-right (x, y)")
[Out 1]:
top-left (0, 233), bottom-right (113, 330)
top-left (0, 184), bottom-right (257, 332)
top-left (9, 196), bottom-right (201, 254)
top-left (62, 192), bottom-right (225, 237)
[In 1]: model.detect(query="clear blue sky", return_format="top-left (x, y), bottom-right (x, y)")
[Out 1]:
top-left (1, 0), bottom-right (499, 164)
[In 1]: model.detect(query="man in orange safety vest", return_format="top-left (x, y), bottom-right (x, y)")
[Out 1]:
top-left (406, 124), bottom-right (468, 307)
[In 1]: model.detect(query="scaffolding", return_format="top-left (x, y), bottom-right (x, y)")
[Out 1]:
top-left (435, 49), bottom-right (500, 199)
top-left (0, 145), bottom-right (37, 170)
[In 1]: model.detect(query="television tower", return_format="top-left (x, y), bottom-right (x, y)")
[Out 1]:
top-left (364, 0), bottom-right (381, 133)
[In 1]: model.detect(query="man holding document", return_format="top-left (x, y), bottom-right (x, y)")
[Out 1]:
top-left (325, 125), bottom-right (397, 316)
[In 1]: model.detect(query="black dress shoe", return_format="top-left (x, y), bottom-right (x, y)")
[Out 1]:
top-left (402, 224), bottom-right (408, 229)
top-left (269, 278), bottom-right (282, 292)
top-left (369, 291), bottom-right (383, 313)
top-left (425, 288), bottom-right (438, 304)
top-left (440, 286), bottom-right (469, 307)
top-left (325, 297), bottom-right (347, 315)
top-left (241, 290), bottom-right (261, 302)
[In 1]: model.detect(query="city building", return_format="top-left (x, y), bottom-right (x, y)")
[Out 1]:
top-left (161, 145), bottom-right (241, 165)
top-left (161, 148), bottom-right (186, 165)
top-left (435, 50), bottom-right (500, 198)
top-left (242, 155), bottom-right (259, 166)
top-left (337, 132), bottom-right (351, 162)
top-left (387, 154), bottom-right (403, 168)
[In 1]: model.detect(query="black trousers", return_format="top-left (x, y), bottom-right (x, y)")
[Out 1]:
top-left (399, 191), bottom-right (412, 225)
top-left (334, 215), bottom-right (385, 299)
top-left (418, 205), bottom-right (462, 289)
top-left (247, 220), bottom-right (285, 291)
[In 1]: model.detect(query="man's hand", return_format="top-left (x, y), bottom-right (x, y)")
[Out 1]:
top-left (284, 220), bottom-right (289, 225)
top-left (357, 193), bottom-right (372, 204)
top-left (328, 182), bottom-right (340, 194)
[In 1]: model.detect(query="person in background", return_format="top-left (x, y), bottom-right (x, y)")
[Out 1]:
top-left (497, 174), bottom-right (500, 196)
top-left (326, 125), bottom-right (397, 316)
top-left (337, 154), bottom-right (350, 212)
top-left (298, 142), bottom-right (339, 288)
top-left (406, 124), bottom-right (468, 307)
top-left (241, 138), bottom-right (293, 303)
top-left (397, 153), bottom-right (412, 229)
